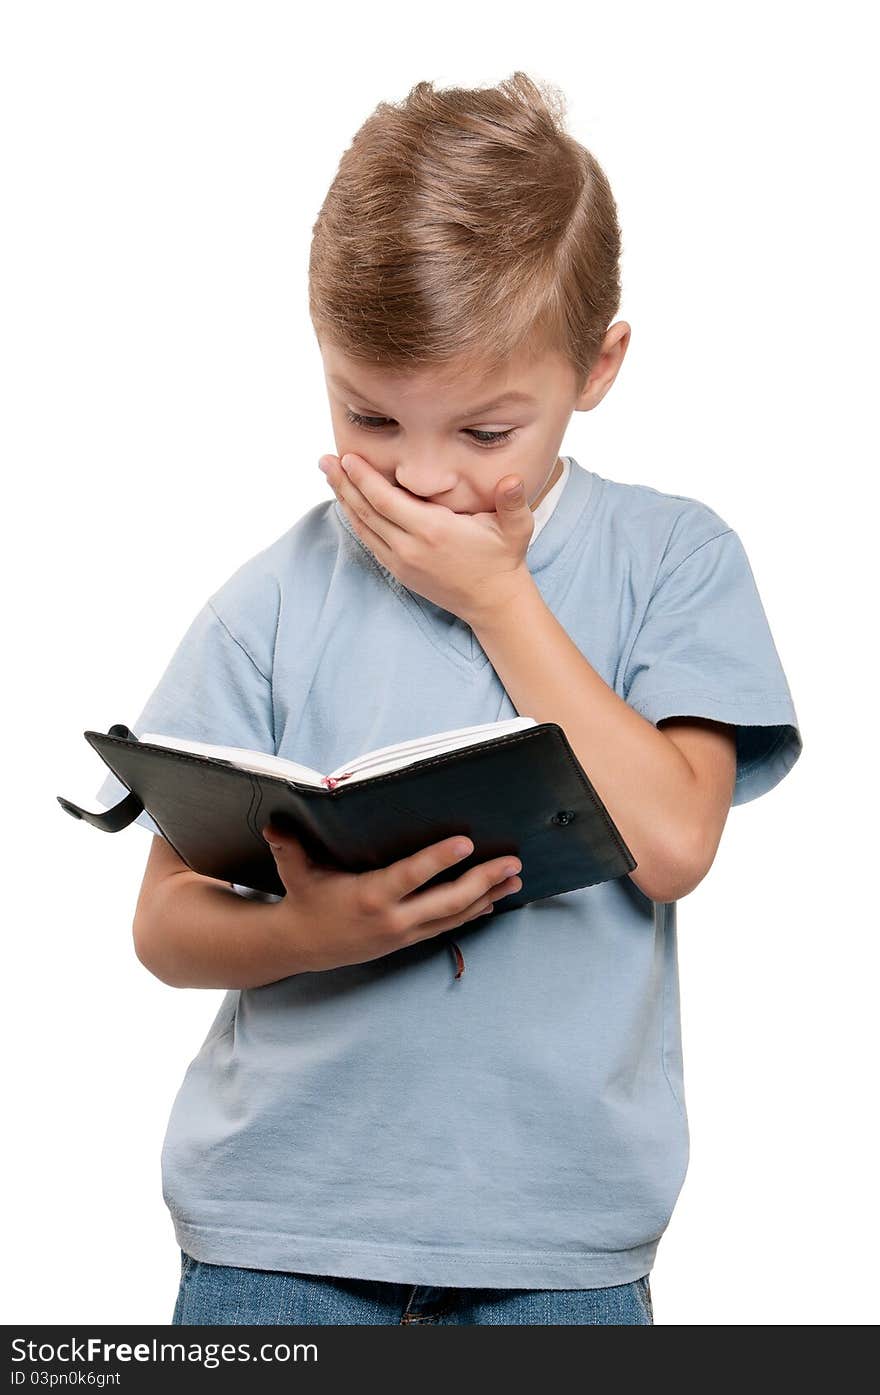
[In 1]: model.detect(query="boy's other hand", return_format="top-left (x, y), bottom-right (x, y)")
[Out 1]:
top-left (261, 821), bottom-right (522, 973)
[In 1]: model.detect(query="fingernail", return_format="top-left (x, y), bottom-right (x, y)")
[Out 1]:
top-left (318, 460), bottom-right (330, 474)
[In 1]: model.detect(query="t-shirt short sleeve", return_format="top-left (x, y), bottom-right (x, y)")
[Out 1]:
top-left (623, 525), bottom-right (802, 806)
top-left (93, 597), bottom-right (275, 837)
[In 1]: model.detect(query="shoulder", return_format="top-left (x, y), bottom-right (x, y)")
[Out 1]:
top-left (596, 471), bottom-right (737, 588)
top-left (203, 500), bottom-right (340, 673)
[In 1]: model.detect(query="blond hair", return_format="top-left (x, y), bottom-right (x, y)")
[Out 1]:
top-left (309, 72), bottom-right (622, 390)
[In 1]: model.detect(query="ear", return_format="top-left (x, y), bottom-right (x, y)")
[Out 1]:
top-left (574, 321), bottom-right (632, 411)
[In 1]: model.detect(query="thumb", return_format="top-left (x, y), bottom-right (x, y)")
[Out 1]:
top-left (262, 821), bottom-right (311, 884)
top-left (496, 475), bottom-right (529, 515)
top-left (495, 476), bottom-right (532, 538)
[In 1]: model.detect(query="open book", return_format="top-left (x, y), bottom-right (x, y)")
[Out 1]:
top-left (61, 716), bottom-right (636, 906)
top-left (139, 716), bottom-right (537, 790)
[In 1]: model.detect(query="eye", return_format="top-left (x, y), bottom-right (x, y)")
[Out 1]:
top-left (468, 428), bottom-right (516, 446)
top-left (345, 411), bottom-right (388, 430)
top-left (344, 410), bottom-right (516, 447)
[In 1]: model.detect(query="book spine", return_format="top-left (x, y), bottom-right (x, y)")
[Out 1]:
top-left (321, 772), bottom-right (354, 790)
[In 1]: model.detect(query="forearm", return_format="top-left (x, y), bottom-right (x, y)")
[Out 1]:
top-left (468, 575), bottom-right (701, 902)
top-left (134, 875), bottom-right (303, 990)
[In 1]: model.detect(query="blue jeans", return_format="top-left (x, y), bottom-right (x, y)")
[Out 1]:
top-left (172, 1251), bottom-right (654, 1325)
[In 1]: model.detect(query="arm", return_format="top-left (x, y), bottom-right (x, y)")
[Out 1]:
top-left (467, 577), bottom-right (737, 903)
top-left (133, 835), bottom-right (303, 990)
top-left (132, 829), bottom-right (523, 990)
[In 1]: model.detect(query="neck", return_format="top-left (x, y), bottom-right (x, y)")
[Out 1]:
top-left (530, 456), bottom-right (563, 511)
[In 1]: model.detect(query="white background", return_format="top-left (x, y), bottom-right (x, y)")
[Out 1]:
top-left (3, 0), bottom-right (877, 1326)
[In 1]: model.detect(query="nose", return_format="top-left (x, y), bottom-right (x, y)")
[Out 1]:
top-left (394, 466), bottom-right (458, 500)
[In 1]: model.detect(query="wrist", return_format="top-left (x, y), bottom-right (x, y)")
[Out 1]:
top-left (263, 893), bottom-right (313, 977)
top-left (463, 566), bottom-right (537, 632)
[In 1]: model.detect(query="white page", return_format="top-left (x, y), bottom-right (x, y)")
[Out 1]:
top-left (139, 734), bottom-right (325, 786)
top-left (140, 716), bottom-right (536, 788)
top-left (327, 716), bottom-right (536, 781)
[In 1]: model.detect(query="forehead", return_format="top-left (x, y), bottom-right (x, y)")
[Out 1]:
top-left (321, 341), bottom-right (568, 406)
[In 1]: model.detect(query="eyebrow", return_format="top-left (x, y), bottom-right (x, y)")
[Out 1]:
top-left (328, 374), bottom-right (537, 419)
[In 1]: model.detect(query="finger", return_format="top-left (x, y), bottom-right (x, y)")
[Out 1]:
top-left (393, 852), bottom-right (523, 927)
top-left (408, 874), bottom-right (524, 940)
top-left (378, 835), bottom-right (476, 901)
top-left (413, 899), bottom-right (495, 938)
top-left (457, 874), bottom-right (522, 916)
top-left (494, 475), bottom-right (534, 539)
top-left (325, 465), bottom-right (399, 565)
top-left (337, 496), bottom-right (397, 569)
top-left (327, 458), bottom-right (402, 552)
top-left (409, 861), bottom-right (522, 921)
top-left (338, 453), bottom-right (433, 541)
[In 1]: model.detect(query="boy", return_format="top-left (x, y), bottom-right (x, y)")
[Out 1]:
top-left (94, 73), bottom-right (801, 1325)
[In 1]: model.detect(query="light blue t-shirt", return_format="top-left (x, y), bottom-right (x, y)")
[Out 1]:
top-left (95, 455), bottom-right (802, 1289)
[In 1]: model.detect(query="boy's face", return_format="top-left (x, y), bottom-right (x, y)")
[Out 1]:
top-left (319, 325), bottom-right (629, 516)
